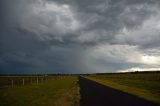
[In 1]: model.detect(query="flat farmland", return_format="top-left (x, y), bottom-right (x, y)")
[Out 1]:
top-left (0, 76), bottom-right (65, 88)
top-left (0, 76), bottom-right (80, 106)
top-left (86, 72), bottom-right (160, 105)
top-left (0, 73), bottom-right (159, 106)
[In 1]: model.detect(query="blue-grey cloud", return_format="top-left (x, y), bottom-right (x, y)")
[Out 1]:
top-left (0, 0), bottom-right (160, 74)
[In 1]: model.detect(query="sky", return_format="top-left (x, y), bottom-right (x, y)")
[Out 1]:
top-left (0, 0), bottom-right (160, 74)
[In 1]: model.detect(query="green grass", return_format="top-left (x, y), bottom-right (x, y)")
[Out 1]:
top-left (86, 73), bottom-right (160, 105)
top-left (0, 76), bottom-right (80, 106)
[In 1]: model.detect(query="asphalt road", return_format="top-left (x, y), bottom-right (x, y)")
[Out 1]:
top-left (79, 76), bottom-right (159, 106)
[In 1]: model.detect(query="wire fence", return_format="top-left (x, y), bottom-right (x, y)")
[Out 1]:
top-left (0, 76), bottom-right (66, 88)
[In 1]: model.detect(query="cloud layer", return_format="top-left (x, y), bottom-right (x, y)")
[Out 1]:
top-left (0, 0), bottom-right (160, 74)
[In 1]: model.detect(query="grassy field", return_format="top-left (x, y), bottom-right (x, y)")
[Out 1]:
top-left (86, 72), bottom-right (160, 105)
top-left (0, 76), bottom-right (80, 106)
top-left (0, 76), bottom-right (62, 88)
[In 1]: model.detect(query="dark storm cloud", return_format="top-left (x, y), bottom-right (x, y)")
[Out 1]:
top-left (0, 0), bottom-right (160, 74)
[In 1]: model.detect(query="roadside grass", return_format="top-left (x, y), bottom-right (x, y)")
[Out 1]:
top-left (0, 76), bottom-right (80, 106)
top-left (86, 73), bottom-right (160, 105)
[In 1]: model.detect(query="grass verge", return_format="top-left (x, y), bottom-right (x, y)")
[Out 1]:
top-left (0, 76), bottom-right (80, 106)
top-left (86, 73), bottom-right (160, 105)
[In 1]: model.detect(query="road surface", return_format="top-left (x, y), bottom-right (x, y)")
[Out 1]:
top-left (79, 76), bottom-right (159, 106)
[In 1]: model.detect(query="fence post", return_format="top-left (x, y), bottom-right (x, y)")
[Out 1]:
top-left (22, 79), bottom-right (24, 86)
top-left (11, 80), bottom-right (14, 88)
top-left (31, 79), bottom-right (32, 84)
top-left (42, 78), bottom-right (43, 83)
top-left (37, 77), bottom-right (38, 85)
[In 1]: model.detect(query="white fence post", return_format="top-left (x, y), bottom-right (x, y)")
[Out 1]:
top-left (31, 79), bottom-right (32, 84)
top-left (37, 77), bottom-right (38, 84)
top-left (22, 79), bottom-right (24, 86)
top-left (11, 80), bottom-right (14, 88)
